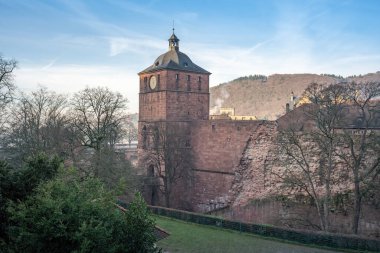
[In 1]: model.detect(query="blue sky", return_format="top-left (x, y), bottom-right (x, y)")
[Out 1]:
top-left (1, 0), bottom-right (380, 112)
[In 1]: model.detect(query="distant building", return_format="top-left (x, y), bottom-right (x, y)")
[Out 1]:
top-left (285, 91), bottom-right (309, 113)
top-left (210, 107), bottom-right (258, 120)
top-left (115, 141), bottom-right (138, 166)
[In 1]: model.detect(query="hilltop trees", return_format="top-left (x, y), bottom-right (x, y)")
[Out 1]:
top-left (1, 85), bottom-right (135, 183)
top-left (70, 87), bottom-right (133, 188)
top-left (4, 88), bottom-right (70, 164)
top-left (71, 87), bottom-right (128, 152)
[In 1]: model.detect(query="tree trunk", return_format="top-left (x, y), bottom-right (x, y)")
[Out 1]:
top-left (94, 148), bottom-right (101, 177)
top-left (352, 172), bottom-right (362, 234)
top-left (314, 198), bottom-right (326, 231)
top-left (323, 141), bottom-right (333, 232)
top-left (323, 199), bottom-right (329, 232)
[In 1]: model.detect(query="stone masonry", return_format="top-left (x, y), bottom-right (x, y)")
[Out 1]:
top-left (138, 31), bottom-right (278, 212)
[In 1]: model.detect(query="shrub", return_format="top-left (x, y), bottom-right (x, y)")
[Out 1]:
top-left (6, 169), bottom-right (159, 253)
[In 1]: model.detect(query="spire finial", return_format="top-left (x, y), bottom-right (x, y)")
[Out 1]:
top-left (168, 22), bottom-right (179, 51)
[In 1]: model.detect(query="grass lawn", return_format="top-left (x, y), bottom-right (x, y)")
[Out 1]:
top-left (155, 216), bottom-right (345, 253)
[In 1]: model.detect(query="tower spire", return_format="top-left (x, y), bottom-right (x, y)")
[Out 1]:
top-left (168, 23), bottom-right (179, 51)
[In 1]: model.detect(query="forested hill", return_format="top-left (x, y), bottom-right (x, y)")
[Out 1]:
top-left (210, 72), bottom-right (380, 120)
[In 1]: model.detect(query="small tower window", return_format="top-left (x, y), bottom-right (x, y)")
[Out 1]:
top-left (198, 76), bottom-right (201, 82)
top-left (175, 74), bottom-right (179, 90)
top-left (184, 62), bottom-right (188, 67)
top-left (187, 75), bottom-right (191, 91)
top-left (144, 77), bottom-right (148, 91)
top-left (157, 74), bottom-right (160, 89)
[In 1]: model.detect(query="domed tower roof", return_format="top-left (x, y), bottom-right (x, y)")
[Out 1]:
top-left (139, 31), bottom-right (210, 75)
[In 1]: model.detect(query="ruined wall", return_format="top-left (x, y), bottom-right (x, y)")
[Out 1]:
top-left (189, 120), bottom-right (276, 212)
top-left (230, 122), bottom-right (278, 206)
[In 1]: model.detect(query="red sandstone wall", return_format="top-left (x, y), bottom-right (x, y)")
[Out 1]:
top-left (191, 120), bottom-right (264, 172)
top-left (190, 120), bottom-right (268, 212)
top-left (139, 70), bottom-right (210, 122)
top-left (165, 92), bottom-right (209, 121)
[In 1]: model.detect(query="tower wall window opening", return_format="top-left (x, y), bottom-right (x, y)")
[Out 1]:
top-left (144, 77), bottom-right (148, 90)
top-left (187, 75), bottom-right (191, 91)
top-left (175, 74), bottom-right (179, 89)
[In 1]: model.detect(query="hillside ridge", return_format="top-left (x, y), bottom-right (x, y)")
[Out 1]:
top-left (210, 72), bottom-right (380, 120)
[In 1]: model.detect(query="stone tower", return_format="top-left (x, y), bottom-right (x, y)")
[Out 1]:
top-left (138, 31), bottom-right (211, 208)
top-left (138, 31), bottom-right (211, 123)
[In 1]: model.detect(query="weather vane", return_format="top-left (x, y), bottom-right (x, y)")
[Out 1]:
top-left (172, 20), bottom-right (175, 33)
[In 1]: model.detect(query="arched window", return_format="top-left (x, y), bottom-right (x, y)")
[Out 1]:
top-left (147, 164), bottom-right (154, 177)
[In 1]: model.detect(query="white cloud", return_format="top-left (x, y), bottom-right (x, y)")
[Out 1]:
top-left (15, 64), bottom-right (140, 113)
top-left (41, 58), bottom-right (58, 70)
top-left (108, 36), bottom-right (166, 56)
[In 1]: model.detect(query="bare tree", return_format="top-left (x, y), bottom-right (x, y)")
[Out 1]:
top-left (0, 55), bottom-right (17, 131)
top-left (276, 82), bottom-right (380, 234)
top-left (142, 122), bottom-right (192, 208)
top-left (275, 83), bottom-right (348, 232)
top-left (70, 87), bottom-right (129, 177)
top-left (0, 55), bottom-right (16, 107)
top-left (336, 81), bottom-right (380, 234)
top-left (4, 87), bottom-right (69, 164)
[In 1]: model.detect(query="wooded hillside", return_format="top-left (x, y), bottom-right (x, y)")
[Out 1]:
top-left (210, 72), bottom-right (380, 120)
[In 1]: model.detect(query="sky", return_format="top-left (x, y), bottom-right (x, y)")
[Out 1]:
top-left (1, 0), bottom-right (380, 113)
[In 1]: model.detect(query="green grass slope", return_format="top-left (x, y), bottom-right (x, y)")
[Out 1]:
top-left (155, 216), bottom-right (345, 253)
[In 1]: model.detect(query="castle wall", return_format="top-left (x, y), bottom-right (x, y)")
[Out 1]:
top-left (189, 120), bottom-right (270, 212)
top-left (165, 91), bottom-right (209, 121)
